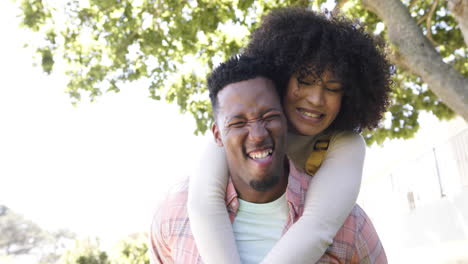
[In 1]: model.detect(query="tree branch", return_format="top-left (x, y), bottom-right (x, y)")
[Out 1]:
top-left (448, 0), bottom-right (468, 47)
top-left (426, 0), bottom-right (439, 45)
top-left (386, 49), bottom-right (404, 67)
top-left (334, 0), bottom-right (351, 12)
top-left (361, 0), bottom-right (468, 121)
top-left (416, 13), bottom-right (427, 25)
top-left (332, 0), bottom-right (351, 17)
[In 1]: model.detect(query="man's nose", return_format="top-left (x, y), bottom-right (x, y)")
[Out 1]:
top-left (248, 121), bottom-right (268, 142)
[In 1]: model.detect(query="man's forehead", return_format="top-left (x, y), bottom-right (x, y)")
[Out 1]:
top-left (217, 77), bottom-right (280, 116)
top-left (217, 77), bottom-right (278, 101)
top-left (219, 103), bottom-right (280, 119)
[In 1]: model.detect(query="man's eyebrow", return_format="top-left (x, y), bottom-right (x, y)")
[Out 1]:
top-left (228, 114), bottom-right (245, 120)
top-left (224, 108), bottom-right (282, 124)
top-left (263, 108), bottom-right (283, 114)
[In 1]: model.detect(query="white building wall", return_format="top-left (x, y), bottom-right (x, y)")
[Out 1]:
top-left (359, 118), bottom-right (468, 264)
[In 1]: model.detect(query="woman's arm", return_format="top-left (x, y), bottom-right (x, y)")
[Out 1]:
top-left (261, 131), bottom-right (366, 263)
top-left (187, 139), bottom-right (241, 264)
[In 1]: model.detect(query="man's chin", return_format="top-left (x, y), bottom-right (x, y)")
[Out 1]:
top-left (249, 176), bottom-right (279, 192)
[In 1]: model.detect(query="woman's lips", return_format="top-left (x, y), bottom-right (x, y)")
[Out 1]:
top-left (296, 107), bottom-right (324, 122)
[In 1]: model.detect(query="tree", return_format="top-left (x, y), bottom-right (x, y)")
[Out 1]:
top-left (0, 205), bottom-right (75, 263)
top-left (59, 238), bottom-right (110, 264)
top-left (59, 233), bottom-right (149, 264)
top-left (342, 0), bottom-right (467, 142)
top-left (16, 0), bottom-right (467, 144)
top-left (112, 233), bottom-right (149, 264)
top-left (39, 229), bottom-right (77, 264)
top-left (0, 205), bottom-right (48, 255)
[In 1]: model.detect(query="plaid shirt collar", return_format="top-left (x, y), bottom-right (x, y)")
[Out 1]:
top-left (224, 159), bottom-right (310, 224)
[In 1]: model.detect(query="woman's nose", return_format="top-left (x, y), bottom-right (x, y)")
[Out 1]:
top-left (305, 86), bottom-right (325, 106)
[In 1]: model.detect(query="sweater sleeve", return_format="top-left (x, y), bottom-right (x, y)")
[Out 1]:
top-left (186, 139), bottom-right (242, 264)
top-left (187, 132), bottom-right (365, 263)
top-left (260, 131), bottom-right (366, 263)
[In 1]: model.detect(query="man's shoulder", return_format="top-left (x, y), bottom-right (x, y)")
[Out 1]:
top-left (333, 204), bottom-right (377, 243)
top-left (328, 205), bottom-right (368, 247)
top-left (151, 178), bottom-right (191, 236)
top-left (150, 178), bottom-right (203, 263)
top-left (343, 204), bottom-right (371, 230)
top-left (165, 178), bottom-right (190, 204)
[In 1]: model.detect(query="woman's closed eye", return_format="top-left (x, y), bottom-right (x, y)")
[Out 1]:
top-left (297, 78), bottom-right (313, 86)
top-left (325, 86), bottom-right (343, 93)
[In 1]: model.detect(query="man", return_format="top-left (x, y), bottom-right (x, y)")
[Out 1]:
top-left (149, 55), bottom-right (386, 263)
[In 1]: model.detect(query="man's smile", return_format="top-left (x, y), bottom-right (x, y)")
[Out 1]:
top-left (247, 148), bottom-right (273, 159)
top-left (245, 146), bottom-right (275, 168)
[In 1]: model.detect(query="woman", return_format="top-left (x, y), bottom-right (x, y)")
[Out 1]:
top-left (188, 7), bottom-right (391, 264)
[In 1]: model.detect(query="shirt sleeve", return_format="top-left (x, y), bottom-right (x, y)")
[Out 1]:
top-left (149, 205), bottom-right (173, 264)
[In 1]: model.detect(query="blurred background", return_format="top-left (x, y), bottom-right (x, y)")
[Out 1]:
top-left (1, 0), bottom-right (467, 263)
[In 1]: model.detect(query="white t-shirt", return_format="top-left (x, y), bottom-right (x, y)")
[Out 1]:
top-left (232, 193), bottom-right (289, 264)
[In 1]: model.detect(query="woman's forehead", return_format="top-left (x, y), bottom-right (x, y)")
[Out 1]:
top-left (296, 69), bottom-right (341, 82)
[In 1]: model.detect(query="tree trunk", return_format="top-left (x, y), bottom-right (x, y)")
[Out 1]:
top-left (448, 0), bottom-right (468, 47)
top-left (361, 0), bottom-right (468, 121)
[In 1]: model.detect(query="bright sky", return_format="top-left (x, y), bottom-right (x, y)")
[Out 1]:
top-left (1, 0), bottom-right (466, 250)
top-left (0, 0), bottom-right (209, 244)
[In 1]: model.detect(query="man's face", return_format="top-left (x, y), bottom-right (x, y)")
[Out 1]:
top-left (212, 77), bottom-right (288, 201)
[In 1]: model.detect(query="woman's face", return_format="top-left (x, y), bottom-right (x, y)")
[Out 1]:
top-left (283, 70), bottom-right (344, 136)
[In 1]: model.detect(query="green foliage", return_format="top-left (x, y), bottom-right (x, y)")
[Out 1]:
top-left (0, 205), bottom-right (75, 263)
top-left (0, 205), bottom-right (48, 255)
top-left (339, 0), bottom-right (464, 144)
top-left (16, 0), bottom-right (467, 143)
top-left (39, 229), bottom-right (77, 264)
top-left (20, 0), bottom-right (50, 31)
top-left (77, 252), bottom-right (110, 264)
top-left (60, 239), bottom-right (110, 264)
top-left (59, 234), bottom-right (149, 264)
top-left (0, 206), bottom-right (149, 264)
top-left (112, 233), bottom-right (149, 264)
top-left (38, 46), bottom-right (54, 74)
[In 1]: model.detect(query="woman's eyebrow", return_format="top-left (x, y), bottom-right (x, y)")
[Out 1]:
top-left (325, 80), bottom-right (342, 84)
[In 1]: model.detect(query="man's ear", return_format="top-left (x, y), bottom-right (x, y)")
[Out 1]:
top-left (211, 122), bottom-right (224, 147)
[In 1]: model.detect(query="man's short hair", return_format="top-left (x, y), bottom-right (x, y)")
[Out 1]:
top-left (207, 55), bottom-right (286, 119)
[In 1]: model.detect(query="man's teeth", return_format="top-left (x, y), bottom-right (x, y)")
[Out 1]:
top-left (249, 149), bottom-right (273, 159)
top-left (300, 109), bottom-right (321, 118)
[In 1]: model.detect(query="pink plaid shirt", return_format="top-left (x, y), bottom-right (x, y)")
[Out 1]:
top-left (149, 161), bottom-right (387, 264)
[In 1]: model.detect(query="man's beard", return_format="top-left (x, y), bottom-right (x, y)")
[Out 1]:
top-left (249, 174), bottom-right (280, 192)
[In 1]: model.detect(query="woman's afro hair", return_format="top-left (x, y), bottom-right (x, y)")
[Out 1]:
top-left (244, 7), bottom-right (393, 132)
